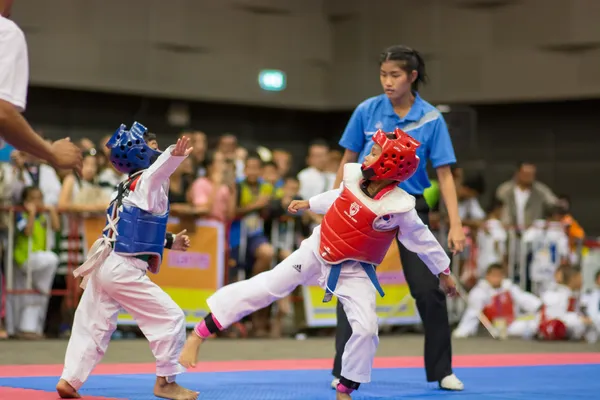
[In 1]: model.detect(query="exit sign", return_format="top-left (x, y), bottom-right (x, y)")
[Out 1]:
top-left (258, 69), bottom-right (286, 91)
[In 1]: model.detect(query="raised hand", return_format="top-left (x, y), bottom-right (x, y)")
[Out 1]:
top-left (172, 136), bottom-right (193, 157)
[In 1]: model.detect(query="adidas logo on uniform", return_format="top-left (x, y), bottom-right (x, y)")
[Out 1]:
top-left (292, 264), bottom-right (302, 273)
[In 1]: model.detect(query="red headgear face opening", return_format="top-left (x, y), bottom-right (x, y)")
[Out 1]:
top-left (361, 128), bottom-right (421, 182)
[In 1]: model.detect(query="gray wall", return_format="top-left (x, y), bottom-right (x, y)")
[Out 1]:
top-left (13, 0), bottom-right (600, 110)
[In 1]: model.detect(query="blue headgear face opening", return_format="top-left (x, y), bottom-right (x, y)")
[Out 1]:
top-left (106, 122), bottom-right (162, 174)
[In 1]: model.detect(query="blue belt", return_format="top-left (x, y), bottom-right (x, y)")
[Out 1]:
top-left (323, 262), bottom-right (385, 303)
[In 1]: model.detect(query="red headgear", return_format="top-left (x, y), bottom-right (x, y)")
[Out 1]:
top-left (361, 128), bottom-right (420, 182)
top-left (538, 319), bottom-right (567, 341)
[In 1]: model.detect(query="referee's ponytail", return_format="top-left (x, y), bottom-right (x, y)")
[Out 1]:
top-left (379, 45), bottom-right (428, 92)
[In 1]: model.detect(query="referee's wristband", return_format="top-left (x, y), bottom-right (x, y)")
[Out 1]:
top-left (165, 232), bottom-right (175, 249)
top-left (439, 268), bottom-right (451, 276)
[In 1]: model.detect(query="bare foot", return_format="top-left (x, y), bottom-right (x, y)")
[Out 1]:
top-left (154, 377), bottom-right (199, 400)
top-left (56, 379), bottom-right (81, 398)
top-left (336, 390), bottom-right (352, 400)
top-left (178, 331), bottom-right (204, 368)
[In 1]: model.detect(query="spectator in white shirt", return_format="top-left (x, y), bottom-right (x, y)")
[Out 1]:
top-left (297, 139), bottom-right (333, 200)
top-left (10, 150), bottom-right (62, 206)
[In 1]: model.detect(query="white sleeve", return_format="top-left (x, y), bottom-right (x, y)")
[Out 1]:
top-left (558, 233), bottom-right (570, 258)
top-left (0, 22), bottom-right (29, 111)
top-left (454, 285), bottom-right (487, 337)
top-left (395, 208), bottom-right (450, 276)
top-left (297, 169), bottom-right (314, 200)
top-left (541, 289), bottom-right (569, 319)
top-left (510, 283), bottom-right (542, 314)
top-left (585, 291), bottom-right (600, 332)
top-left (129, 146), bottom-right (187, 213)
top-left (308, 185), bottom-right (342, 215)
top-left (469, 198), bottom-right (486, 220)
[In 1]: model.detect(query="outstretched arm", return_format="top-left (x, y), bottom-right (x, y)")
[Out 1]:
top-left (396, 209), bottom-right (450, 276)
top-left (308, 186), bottom-right (342, 215)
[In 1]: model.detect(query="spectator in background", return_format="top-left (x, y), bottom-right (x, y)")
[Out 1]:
top-left (297, 139), bottom-right (333, 200)
top-left (230, 153), bottom-right (275, 337)
top-left (97, 134), bottom-right (126, 196)
top-left (272, 149), bottom-right (292, 178)
top-left (523, 205), bottom-right (570, 295)
top-left (495, 161), bottom-right (557, 231)
top-left (326, 149), bottom-right (342, 175)
top-left (52, 150), bottom-right (109, 337)
top-left (189, 150), bottom-right (236, 222)
top-left (11, 150), bottom-right (62, 206)
top-left (456, 171), bottom-right (486, 230)
top-left (262, 161), bottom-right (283, 190)
top-left (218, 133), bottom-right (245, 179)
top-left (182, 131), bottom-right (207, 177)
top-left (9, 186), bottom-right (60, 339)
top-left (266, 175), bottom-right (304, 337)
top-left (78, 138), bottom-right (95, 152)
top-left (58, 150), bottom-right (109, 212)
top-left (168, 157), bottom-right (195, 203)
top-left (476, 198), bottom-right (507, 278)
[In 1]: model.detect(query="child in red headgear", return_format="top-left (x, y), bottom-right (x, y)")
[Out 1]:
top-left (179, 129), bottom-right (456, 399)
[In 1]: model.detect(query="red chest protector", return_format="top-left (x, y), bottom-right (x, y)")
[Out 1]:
top-left (320, 188), bottom-right (395, 265)
top-left (567, 296), bottom-right (577, 312)
top-left (318, 164), bottom-right (415, 265)
top-left (482, 290), bottom-right (515, 325)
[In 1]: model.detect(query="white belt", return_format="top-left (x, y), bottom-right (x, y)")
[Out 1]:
top-left (74, 237), bottom-right (112, 289)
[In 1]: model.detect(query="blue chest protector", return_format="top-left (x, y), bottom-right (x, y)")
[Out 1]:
top-left (105, 177), bottom-right (169, 262)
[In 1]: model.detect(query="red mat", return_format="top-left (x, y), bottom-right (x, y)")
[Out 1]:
top-left (0, 386), bottom-right (120, 400)
top-left (0, 353), bottom-right (599, 378)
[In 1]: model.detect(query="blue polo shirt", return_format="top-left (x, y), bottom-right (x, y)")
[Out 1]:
top-left (339, 93), bottom-right (456, 195)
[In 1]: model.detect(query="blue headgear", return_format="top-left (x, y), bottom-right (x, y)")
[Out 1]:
top-left (106, 122), bottom-right (162, 175)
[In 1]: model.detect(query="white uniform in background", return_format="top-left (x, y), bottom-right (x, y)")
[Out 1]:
top-left (476, 218), bottom-right (507, 276)
top-left (454, 278), bottom-right (541, 338)
top-left (6, 252), bottom-right (58, 336)
top-left (541, 284), bottom-right (586, 340)
top-left (60, 147), bottom-right (187, 391)
top-left (581, 288), bottom-right (600, 343)
top-left (206, 164), bottom-right (449, 385)
top-left (523, 220), bottom-right (569, 295)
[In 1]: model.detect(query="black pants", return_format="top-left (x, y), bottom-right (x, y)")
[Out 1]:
top-left (332, 196), bottom-right (453, 382)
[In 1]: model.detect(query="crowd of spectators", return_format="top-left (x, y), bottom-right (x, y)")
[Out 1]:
top-left (0, 129), bottom-right (591, 341)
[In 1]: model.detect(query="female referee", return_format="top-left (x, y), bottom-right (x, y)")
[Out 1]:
top-left (331, 45), bottom-right (466, 391)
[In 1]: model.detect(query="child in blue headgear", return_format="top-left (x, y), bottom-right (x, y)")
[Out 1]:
top-left (56, 122), bottom-right (198, 400)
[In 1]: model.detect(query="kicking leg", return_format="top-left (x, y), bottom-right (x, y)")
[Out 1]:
top-left (180, 240), bottom-right (321, 368)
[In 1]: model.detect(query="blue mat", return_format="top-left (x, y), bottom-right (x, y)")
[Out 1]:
top-left (1, 365), bottom-right (598, 399)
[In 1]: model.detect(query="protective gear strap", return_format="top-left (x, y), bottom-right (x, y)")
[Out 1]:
top-left (165, 232), bottom-right (174, 249)
top-left (323, 262), bottom-right (385, 303)
top-left (339, 376), bottom-right (360, 391)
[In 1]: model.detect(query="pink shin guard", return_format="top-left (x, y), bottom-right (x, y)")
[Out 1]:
top-left (193, 315), bottom-right (223, 339)
top-left (336, 383), bottom-right (354, 394)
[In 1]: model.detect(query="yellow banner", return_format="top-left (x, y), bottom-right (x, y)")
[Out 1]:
top-left (301, 241), bottom-right (421, 327)
top-left (84, 217), bottom-right (225, 328)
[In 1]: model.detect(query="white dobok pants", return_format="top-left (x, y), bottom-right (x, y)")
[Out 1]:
top-left (208, 227), bottom-right (379, 383)
top-left (6, 251), bottom-right (58, 335)
top-left (60, 251), bottom-right (186, 390)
